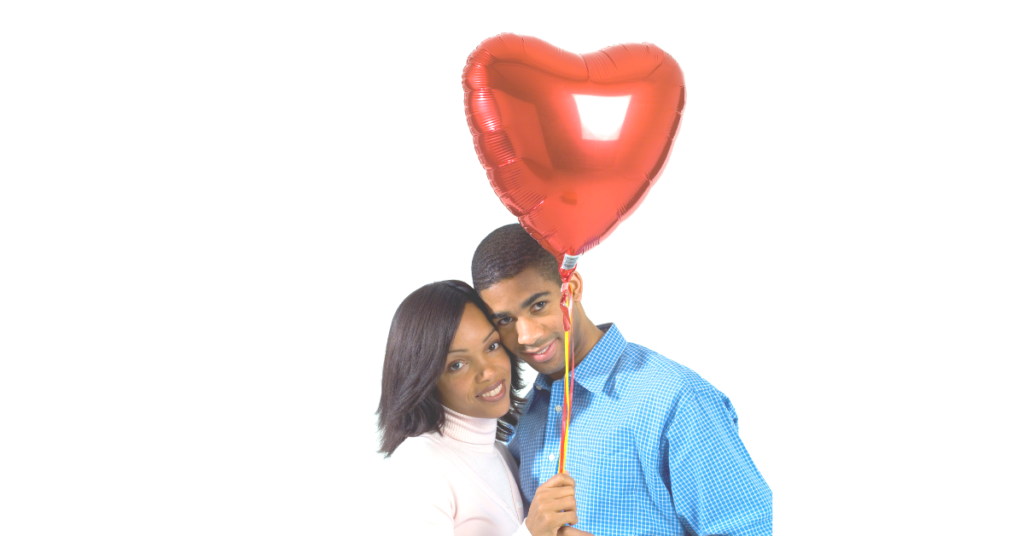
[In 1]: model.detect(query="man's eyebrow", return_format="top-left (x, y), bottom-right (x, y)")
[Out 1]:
top-left (520, 291), bottom-right (551, 310)
top-left (489, 293), bottom-right (548, 319)
top-left (489, 291), bottom-right (551, 320)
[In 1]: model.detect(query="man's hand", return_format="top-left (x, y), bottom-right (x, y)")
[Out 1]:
top-left (525, 473), bottom-right (579, 536)
top-left (557, 527), bottom-right (594, 536)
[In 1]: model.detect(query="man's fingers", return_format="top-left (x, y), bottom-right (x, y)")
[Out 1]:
top-left (532, 472), bottom-right (580, 533)
top-left (533, 485), bottom-right (576, 502)
top-left (531, 494), bottom-right (576, 516)
top-left (539, 473), bottom-right (575, 489)
top-left (557, 527), bottom-right (594, 536)
top-left (553, 511), bottom-right (579, 527)
top-left (548, 496), bottom-right (576, 514)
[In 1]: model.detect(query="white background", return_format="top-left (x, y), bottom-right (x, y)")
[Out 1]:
top-left (2, 1), bottom-right (1022, 534)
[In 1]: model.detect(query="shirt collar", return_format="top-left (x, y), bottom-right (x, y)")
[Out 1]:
top-left (527, 323), bottom-right (626, 395)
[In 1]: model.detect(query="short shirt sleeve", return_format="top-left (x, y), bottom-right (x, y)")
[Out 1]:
top-left (665, 389), bottom-right (772, 536)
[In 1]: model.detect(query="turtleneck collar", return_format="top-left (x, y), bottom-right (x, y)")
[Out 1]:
top-left (441, 406), bottom-right (499, 452)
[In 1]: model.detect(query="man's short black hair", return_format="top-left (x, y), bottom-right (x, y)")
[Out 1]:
top-left (472, 223), bottom-right (561, 290)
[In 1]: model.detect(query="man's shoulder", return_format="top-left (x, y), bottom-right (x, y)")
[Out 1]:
top-left (617, 341), bottom-right (719, 402)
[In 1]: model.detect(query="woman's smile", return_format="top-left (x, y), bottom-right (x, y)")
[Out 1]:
top-left (477, 380), bottom-right (506, 401)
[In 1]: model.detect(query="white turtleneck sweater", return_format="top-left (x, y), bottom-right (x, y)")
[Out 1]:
top-left (387, 407), bottom-right (533, 536)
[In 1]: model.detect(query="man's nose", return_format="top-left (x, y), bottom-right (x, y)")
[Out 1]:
top-left (517, 316), bottom-right (543, 347)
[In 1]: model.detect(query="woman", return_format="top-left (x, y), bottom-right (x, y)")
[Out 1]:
top-left (377, 280), bottom-right (588, 536)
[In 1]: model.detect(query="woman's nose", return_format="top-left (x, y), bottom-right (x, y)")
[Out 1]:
top-left (476, 359), bottom-right (498, 381)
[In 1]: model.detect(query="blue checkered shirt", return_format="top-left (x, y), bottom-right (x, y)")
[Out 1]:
top-left (508, 324), bottom-right (771, 535)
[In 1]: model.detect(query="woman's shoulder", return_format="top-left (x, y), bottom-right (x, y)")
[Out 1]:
top-left (388, 431), bottom-right (451, 466)
top-left (388, 432), bottom-right (456, 483)
top-left (385, 433), bottom-right (459, 519)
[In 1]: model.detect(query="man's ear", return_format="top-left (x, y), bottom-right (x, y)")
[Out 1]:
top-left (569, 271), bottom-right (584, 303)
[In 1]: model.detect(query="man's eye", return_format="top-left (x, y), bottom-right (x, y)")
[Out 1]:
top-left (497, 316), bottom-right (513, 326)
top-left (532, 301), bottom-right (546, 312)
top-left (488, 342), bottom-right (500, 352)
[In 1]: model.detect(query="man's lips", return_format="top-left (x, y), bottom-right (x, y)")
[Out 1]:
top-left (477, 380), bottom-right (506, 401)
top-left (522, 340), bottom-right (558, 364)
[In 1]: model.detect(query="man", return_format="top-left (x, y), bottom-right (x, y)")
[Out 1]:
top-left (472, 224), bottom-right (772, 536)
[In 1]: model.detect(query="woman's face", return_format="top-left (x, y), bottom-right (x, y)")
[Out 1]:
top-left (436, 303), bottom-right (512, 419)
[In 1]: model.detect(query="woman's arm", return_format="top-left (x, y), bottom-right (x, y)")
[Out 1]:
top-left (387, 446), bottom-right (457, 535)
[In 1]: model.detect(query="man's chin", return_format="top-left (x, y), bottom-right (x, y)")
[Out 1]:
top-left (531, 361), bottom-right (566, 378)
top-left (520, 354), bottom-right (564, 374)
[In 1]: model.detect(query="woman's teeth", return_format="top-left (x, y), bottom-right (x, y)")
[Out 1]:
top-left (481, 384), bottom-right (503, 398)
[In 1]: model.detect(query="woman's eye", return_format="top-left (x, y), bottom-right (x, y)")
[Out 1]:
top-left (488, 342), bottom-right (500, 352)
top-left (448, 362), bottom-right (464, 372)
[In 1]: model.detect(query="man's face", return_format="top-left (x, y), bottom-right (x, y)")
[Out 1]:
top-left (479, 267), bottom-right (572, 378)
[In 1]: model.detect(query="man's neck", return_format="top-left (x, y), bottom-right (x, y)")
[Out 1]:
top-left (545, 313), bottom-right (605, 380)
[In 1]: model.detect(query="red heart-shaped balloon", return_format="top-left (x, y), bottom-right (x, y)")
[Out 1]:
top-left (463, 34), bottom-right (685, 265)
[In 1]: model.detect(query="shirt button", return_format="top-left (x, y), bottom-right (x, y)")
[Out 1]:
top-left (555, 405), bottom-right (562, 412)
top-left (535, 384), bottom-right (542, 391)
top-left (548, 454), bottom-right (556, 462)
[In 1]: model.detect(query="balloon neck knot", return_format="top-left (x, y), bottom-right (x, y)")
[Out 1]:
top-left (560, 282), bottom-right (573, 331)
top-left (560, 254), bottom-right (581, 272)
top-left (558, 257), bottom-right (578, 331)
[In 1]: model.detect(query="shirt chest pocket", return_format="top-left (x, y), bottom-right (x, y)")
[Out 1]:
top-left (576, 433), bottom-right (634, 462)
top-left (573, 414), bottom-right (634, 457)
top-left (569, 429), bottom-right (640, 488)
top-left (568, 438), bottom-right (643, 521)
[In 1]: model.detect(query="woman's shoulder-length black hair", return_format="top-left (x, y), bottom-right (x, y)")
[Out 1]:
top-left (376, 280), bottom-right (526, 457)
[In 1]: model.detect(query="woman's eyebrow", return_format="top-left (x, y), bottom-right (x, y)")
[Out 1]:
top-left (449, 329), bottom-right (497, 353)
